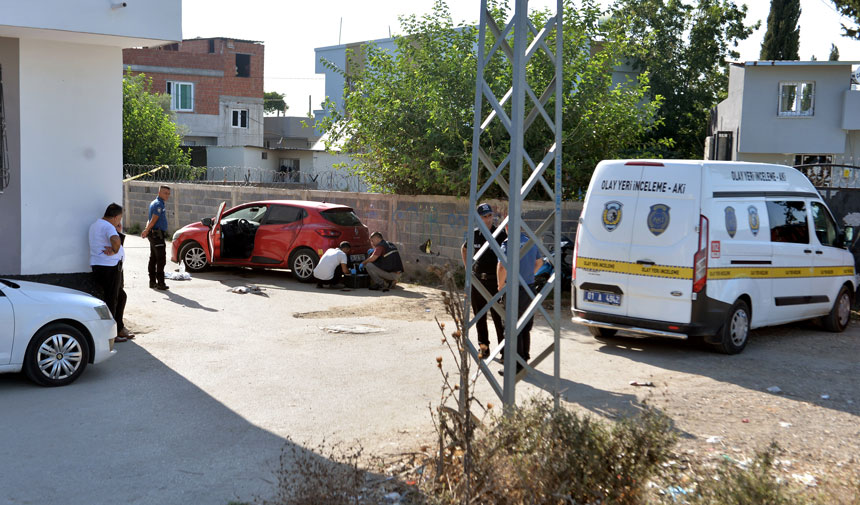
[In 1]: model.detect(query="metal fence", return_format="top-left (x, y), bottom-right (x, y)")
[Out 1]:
top-left (122, 164), bottom-right (368, 192)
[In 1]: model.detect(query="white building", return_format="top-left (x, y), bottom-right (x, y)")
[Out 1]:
top-left (0, 0), bottom-right (182, 276)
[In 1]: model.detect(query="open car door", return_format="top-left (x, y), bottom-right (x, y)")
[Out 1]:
top-left (207, 202), bottom-right (227, 264)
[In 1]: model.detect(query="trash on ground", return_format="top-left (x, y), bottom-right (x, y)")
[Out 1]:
top-left (741, 418), bottom-right (750, 423)
top-left (165, 271), bottom-right (192, 281)
top-left (629, 380), bottom-right (655, 387)
top-left (792, 473), bottom-right (818, 487)
top-left (383, 492), bottom-right (401, 502)
top-left (321, 325), bottom-right (386, 334)
top-left (766, 386), bottom-right (782, 394)
top-left (229, 285), bottom-right (265, 295)
top-left (706, 436), bottom-right (723, 444)
top-left (820, 394), bottom-right (830, 400)
top-left (779, 422), bottom-right (792, 428)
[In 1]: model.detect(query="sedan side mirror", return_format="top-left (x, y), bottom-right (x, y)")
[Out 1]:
top-left (201, 217), bottom-right (213, 228)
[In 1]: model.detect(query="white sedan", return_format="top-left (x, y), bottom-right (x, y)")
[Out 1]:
top-left (0, 279), bottom-right (117, 386)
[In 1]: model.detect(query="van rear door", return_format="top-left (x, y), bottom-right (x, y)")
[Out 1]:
top-left (624, 162), bottom-right (702, 324)
top-left (575, 161), bottom-right (643, 317)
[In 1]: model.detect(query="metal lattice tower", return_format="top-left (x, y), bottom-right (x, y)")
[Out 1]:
top-left (464, 0), bottom-right (563, 407)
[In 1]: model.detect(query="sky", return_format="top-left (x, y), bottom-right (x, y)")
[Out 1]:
top-left (181, 0), bottom-right (860, 114)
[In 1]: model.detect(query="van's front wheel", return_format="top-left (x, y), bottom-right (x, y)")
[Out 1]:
top-left (713, 299), bottom-right (750, 355)
top-left (822, 286), bottom-right (852, 332)
top-left (588, 326), bottom-right (618, 340)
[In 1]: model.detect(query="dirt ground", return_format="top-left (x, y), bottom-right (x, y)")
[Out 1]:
top-left (6, 236), bottom-right (856, 503)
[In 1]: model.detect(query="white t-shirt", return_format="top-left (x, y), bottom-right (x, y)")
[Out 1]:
top-left (313, 248), bottom-right (347, 280)
top-left (89, 219), bottom-right (124, 267)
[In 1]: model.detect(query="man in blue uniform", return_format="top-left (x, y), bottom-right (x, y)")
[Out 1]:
top-left (141, 185), bottom-right (171, 290)
top-left (497, 222), bottom-right (543, 376)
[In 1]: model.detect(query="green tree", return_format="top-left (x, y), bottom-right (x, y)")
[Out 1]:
top-left (615, 0), bottom-right (757, 159)
top-left (318, 0), bottom-right (662, 196)
top-left (264, 91), bottom-right (288, 114)
top-left (832, 0), bottom-right (860, 39)
top-left (829, 43), bottom-right (840, 60)
top-left (760, 0), bottom-right (800, 60)
top-left (122, 71), bottom-right (190, 166)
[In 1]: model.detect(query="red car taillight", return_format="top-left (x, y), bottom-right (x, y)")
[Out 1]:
top-left (315, 229), bottom-right (342, 238)
top-left (571, 230), bottom-right (580, 282)
top-left (692, 215), bottom-right (708, 294)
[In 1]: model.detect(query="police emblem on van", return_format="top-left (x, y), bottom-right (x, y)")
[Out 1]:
top-left (647, 204), bottom-right (670, 236)
top-left (602, 201), bottom-right (623, 231)
top-left (725, 206), bottom-right (737, 238)
top-left (748, 206), bottom-right (760, 236)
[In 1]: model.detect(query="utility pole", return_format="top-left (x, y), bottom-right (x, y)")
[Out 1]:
top-left (464, 0), bottom-right (563, 408)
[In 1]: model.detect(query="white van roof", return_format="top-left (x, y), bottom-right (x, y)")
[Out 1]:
top-left (604, 160), bottom-right (818, 198)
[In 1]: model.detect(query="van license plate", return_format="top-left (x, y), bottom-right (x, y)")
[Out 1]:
top-left (350, 254), bottom-right (366, 262)
top-left (584, 290), bottom-right (622, 306)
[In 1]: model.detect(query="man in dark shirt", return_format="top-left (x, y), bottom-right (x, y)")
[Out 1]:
top-left (461, 203), bottom-right (507, 360)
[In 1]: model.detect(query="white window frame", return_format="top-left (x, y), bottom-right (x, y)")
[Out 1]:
top-left (231, 109), bottom-right (249, 128)
top-left (166, 81), bottom-right (194, 112)
top-left (778, 81), bottom-right (815, 117)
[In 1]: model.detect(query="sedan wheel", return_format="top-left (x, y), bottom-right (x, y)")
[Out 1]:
top-left (180, 242), bottom-right (208, 272)
top-left (24, 323), bottom-right (90, 387)
top-left (290, 248), bottom-right (318, 282)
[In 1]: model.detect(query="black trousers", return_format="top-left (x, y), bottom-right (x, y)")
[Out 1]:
top-left (148, 234), bottom-right (167, 285)
top-left (471, 274), bottom-right (504, 348)
top-left (502, 285), bottom-right (535, 362)
top-left (92, 263), bottom-right (126, 332)
top-left (315, 267), bottom-right (344, 286)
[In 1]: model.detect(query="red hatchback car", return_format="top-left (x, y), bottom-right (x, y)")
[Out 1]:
top-left (170, 200), bottom-right (372, 281)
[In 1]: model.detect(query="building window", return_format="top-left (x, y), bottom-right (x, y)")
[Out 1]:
top-left (261, 152), bottom-right (268, 160)
top-left (166, 81), bottom-right (193, 111)
top-left (235, 54), bottom-right (251, 77)
top-left (232, 109), bottom-right (248, 128)
top-left (793, 154), bottom-right (832, 166)
top-left (208, 39), bottom-right (215, 53)
top-left (778, 82), bottom-right (814, 117)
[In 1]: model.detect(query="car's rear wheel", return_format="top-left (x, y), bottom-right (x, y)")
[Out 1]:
top-left (588, 326), bottom-right (618, 340)
top-left (289, 248), bottom-right (319, 282)
top-left (180, 241), bottom-right (208, 272)
top-left (23, 323), bottom-right (90, 387)
top-left (822, 285), bottom-right (852, 332)
top-left (713, 299), bottom-right (750, 355)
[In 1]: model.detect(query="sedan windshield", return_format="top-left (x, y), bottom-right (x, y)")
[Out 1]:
top-left (321, 209), bottom-right (362, 226)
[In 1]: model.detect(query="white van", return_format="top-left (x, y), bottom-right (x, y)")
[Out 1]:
top-left (571, 160), bottom-right (856, 354)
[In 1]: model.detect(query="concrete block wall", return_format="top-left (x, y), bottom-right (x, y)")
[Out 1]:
top-left (124, 181), bottom-right (582, 275)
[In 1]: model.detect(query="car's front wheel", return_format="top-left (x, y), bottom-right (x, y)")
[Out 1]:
top-left (180, 241), bottom-right (208, 272)
top-left (23, 323), bottom-right (90, 387)
top-left (289, 248), bottom-right (319, 282)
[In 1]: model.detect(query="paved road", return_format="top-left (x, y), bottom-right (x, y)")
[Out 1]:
top-left (2, 236), bottom-right (858, 503)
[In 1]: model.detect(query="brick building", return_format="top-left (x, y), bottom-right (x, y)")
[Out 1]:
top-left (123, 37), bottom-right (264, 148)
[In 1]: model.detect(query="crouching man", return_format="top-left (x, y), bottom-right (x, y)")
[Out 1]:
top-left (314, 241), bottom-right (352, 288)
top-left (360, 232), bottom-right (404, 291)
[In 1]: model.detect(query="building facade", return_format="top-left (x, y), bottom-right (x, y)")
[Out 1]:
top-left (0, 0), bottom-right (181, 277)
top-left (123, 37), bottom-right (264, 148)
top-left (709, 60), bottom-right (860, 168)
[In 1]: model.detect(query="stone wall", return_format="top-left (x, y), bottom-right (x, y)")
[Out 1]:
top-left (124, 181), bottom-right (582, 275)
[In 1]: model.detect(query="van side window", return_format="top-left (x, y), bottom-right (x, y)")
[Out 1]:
top-left (766, 201), bottom-right (809, 244)
top-left (811, 201), bottom-right (839, 247)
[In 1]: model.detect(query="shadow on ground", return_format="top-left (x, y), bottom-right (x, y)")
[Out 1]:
top-left (0, 342), bottom-right (379, 505)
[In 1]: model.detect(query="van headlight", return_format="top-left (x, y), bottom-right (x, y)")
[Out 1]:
top-left (172, 230), bottom-right (183, 241)
top-left (94, 304), bottom-right (113, 320)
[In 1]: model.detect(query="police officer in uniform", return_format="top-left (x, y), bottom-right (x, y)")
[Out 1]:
top-left (461, 203), bottom-right (506, 360)
top-left (141, 185), bottom-right (171, 290)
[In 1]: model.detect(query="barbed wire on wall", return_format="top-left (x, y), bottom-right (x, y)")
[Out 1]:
top-left (122, 164), bottom-right (368, 193)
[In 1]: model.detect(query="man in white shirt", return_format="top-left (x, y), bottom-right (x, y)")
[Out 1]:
top-left (89, 203), bottom-right (133, 341)
top-left (313, 241), bottom-right (352, 288)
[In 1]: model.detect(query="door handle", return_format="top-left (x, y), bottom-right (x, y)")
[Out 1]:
top-left (815, 250), bottom-right (823, 255)
top-left (803, 249), bottom-right (812, 254)
top-left (636, 260), bottom-right (655, 265)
